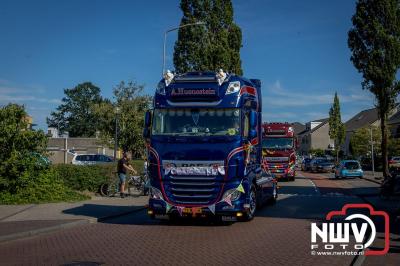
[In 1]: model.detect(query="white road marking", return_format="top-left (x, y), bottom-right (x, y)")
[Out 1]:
top-left (308, 179), bottom-right (320, 195)
top-left (297, 171), bottom-right (321, 194)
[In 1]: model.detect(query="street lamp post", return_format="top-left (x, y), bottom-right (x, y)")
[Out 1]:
top-left (114, 107), bottom-right (120, 160)
top-left (162, 21), bottom-right (206, 76)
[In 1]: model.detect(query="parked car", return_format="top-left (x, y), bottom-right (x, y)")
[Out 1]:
top-left (334, 160), bottom-right (363, 179)
top-left (310, 157), bottom-right (335, 173)
top-left (301, 158), bottom-right (312, 171)
top-left (72, 154), bottom-right (114, 165)
top-left (389, 156), bottom-right (400, 168)
top-left (30, 152), bottom-right (51, 168)
top-left (295, 156), bottom-right (303, 169)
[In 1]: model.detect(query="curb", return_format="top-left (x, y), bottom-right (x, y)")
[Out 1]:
top-left (0, 206), bottom-right (146, 244)
top-left (0, 204), bottom-right (37, 222)
top-left (361, 176), bottom-right (382, 185)
top-left (0, 219), bottom-right (90, 243)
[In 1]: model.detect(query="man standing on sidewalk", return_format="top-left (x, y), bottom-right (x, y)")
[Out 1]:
top-left (117, 152), bottom-right (137, 198)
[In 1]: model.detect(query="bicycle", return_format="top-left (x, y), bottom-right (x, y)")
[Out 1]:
top-left (100, 172), bottom-right (149, 197)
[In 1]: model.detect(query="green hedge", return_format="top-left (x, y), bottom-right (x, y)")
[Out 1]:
top-left (53, 160), bottom-right (144, 192)
top-left (0, 168), bottom-right (89, 204)
top-left (0, 159), bottom-right (146, 204)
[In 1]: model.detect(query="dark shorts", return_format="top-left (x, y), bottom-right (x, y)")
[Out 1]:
top-left (118, 173), bottom-right (126, 183)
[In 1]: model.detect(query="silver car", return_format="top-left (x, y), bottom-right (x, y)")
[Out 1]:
top-left (72, 154), bottom-right (114, 165)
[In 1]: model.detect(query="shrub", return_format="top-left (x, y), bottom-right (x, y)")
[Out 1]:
top-left (52, 164), bottom-right (114, 192)
top-left (52, 160), bottom-right (144, 192)
top-left (0, 104), bottom-right (88, 204)
top-left (0, 168), bottom-right (89, 204)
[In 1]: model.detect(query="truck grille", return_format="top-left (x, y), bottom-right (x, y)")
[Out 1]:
top-left (268, 163), bottom-right (289, 173)
top-left (163, 175), bottom-right (221, 205)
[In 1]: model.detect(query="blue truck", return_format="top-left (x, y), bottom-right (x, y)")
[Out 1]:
top-left (143, 70), bottom-right (277, 221)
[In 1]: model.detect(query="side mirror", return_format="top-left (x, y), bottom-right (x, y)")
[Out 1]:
top-left (249, 129), bottom-right (257, 140)
top-left (249, 110), bottom-right (257, 129)
top-left (144, 111), bottom-right (152, 128)
top-left (143, 127), bottom-right (150, 139)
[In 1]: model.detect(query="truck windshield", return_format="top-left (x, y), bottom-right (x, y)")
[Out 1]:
top-left (152, 108), bottom-right (240, 136)
top-left (262, 138), bottom-right (293, 149)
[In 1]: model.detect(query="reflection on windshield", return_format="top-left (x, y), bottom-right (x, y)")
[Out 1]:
top-left (262, 138), bottom-right (293, 149)
top-left (345, 162), bottom-right (360, 169)
top-left (151, 108), bottom-right (240, 136)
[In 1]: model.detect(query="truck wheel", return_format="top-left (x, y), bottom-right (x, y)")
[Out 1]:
top-left (244, 186), bottom-right (257, 221)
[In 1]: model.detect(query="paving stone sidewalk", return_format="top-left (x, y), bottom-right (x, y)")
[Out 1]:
top-left (0, 195), bottom-right (148, 242)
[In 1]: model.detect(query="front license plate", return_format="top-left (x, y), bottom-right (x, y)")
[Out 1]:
top-left (221, 216), bottom-right (237, 222)
top-left (183, 208), bottom-right (202, 214)
top-left (154, 214), bottom-right (169, 220)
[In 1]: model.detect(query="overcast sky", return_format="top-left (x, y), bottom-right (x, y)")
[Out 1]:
top-left (0, 0), bottom-right (375, 129)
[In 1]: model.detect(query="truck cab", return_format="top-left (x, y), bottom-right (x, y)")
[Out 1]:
top-left (143, 70), bottom-right (277, 221)
top-left (262, 122), bottom-right (297, 181)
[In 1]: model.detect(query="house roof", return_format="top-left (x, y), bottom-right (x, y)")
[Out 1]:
top-left (310, 118), bottom-right (328, 133)
top-left (297, 118), bottom-right (328, 135)
top-left (388, 110), bottom-right (400, 125)
top-left (291, 122), bottom-right (305, 136)
top-left (344, 108), bottom-right (379, 132)
top-left (313, 118), bottom-right (328, 123)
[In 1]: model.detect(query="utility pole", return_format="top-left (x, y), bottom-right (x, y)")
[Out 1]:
top-left (114, 107), bottom-right (120, 160)
top-left (370, 127), bottom-right (375, 178)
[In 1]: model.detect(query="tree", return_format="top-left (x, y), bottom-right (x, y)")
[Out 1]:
top-left (309, 148), bottom-right (325, 157)
top-left (47, 82), bottom-right (104, 137)
top-left (388, 137), bottom-right (400, 157)
top-left (348, 0), bottom-right (400, 179)
top-left (350, 126), bottom-right (381, 158)
top-left (350, 125), bottom-right (400, 158)
top-left (0, 104), bottom-right (47, 193)
top-left (94, 81), bottom-right (152, 158)
top-left (173, 0), bottom-right (243, 75)
top-left (328, 92), bottom-right (345, 163)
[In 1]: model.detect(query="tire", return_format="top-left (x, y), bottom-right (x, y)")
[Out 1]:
top-left (101, 182), bottom-right (118, 197)
top-left (244, 185), bottom-right (257, 221)
top-left (99, 183), bottom-right (108, 197)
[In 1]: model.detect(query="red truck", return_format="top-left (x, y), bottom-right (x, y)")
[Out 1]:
top-left (261, 122), bottom-right (297, 181)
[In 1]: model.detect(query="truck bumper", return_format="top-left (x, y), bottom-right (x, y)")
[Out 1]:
top-left (148, 198), bottom-right (249, 221)
top-left (270, 168), bottom-right (295, 179)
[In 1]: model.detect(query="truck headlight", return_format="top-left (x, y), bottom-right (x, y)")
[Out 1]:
top-left (223, 188), bottom-right (241, 201)
top-left (156, 82), bottom-right (166, 95)
top-left (226, 81), bottom-right (240, 95)
top-left (150, 187), bottom-right (164, 200)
